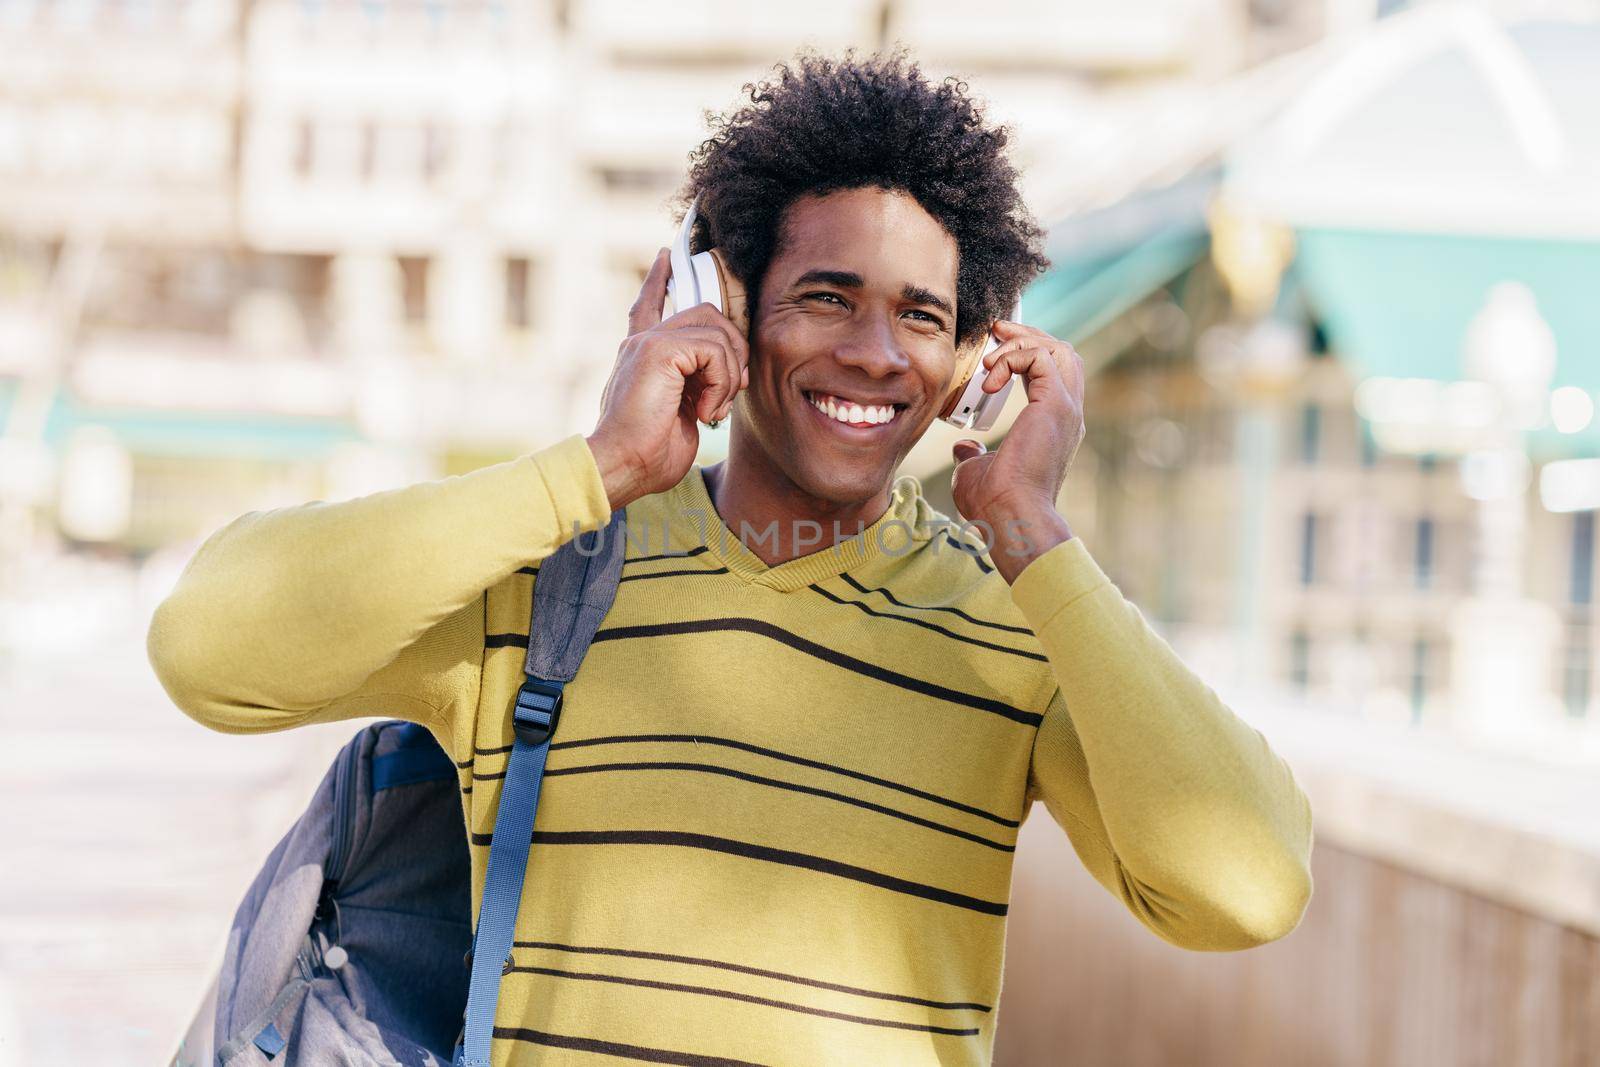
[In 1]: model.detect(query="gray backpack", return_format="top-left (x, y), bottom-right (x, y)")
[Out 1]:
top-left (171, 510), bottom-right (628, 1067)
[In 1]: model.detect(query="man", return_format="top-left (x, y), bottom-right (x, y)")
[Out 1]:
top-left (149, 50), bottom-right (1312, 1067)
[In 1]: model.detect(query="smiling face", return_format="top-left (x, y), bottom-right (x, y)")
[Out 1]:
top-left (732, 186), bottom-right (965, 507)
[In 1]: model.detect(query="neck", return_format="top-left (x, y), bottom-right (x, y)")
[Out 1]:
top-left (703, 441), bottom-right (894, 568)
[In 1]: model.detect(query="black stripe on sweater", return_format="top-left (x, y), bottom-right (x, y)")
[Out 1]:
top-left (838, 573), bottom-right (1033, 636)
top-left (491, 1026), bottom-right (769, 1066)
top-left (939, 529), bottom-right (994, 574)
top-left (511, 940), bottom-right (992, 1012)
top-left (503, 965), bottom-right (980, 1036)
top-left (513, 545), bottom-right (711, 578)
top-left (588, 619), bottom-right (1040, 726)
top-left (808, 583), bottom-right (1046, 663)
top-left (484, 631), bottom-right (529, 648)
top-left (465, 829), bottom-right (1009, 916)
top-left (465, 733), bottom-right (1021, 828)
top-left (620, 566), bottom-right (729, 582)
top-left (468, 759), bottom-right (1014, 852)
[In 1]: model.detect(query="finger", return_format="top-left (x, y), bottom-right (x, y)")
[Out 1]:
top-left (627, 248), bottom-right (672, 335)
top-left (665, 325), bottom-right (738, 423)
top-left (982, 334), bottom-right (1037, 370)
top-left (984, 336), bottom-right (1082, 399)
top-left (989, 319), bottom-right (1046, 340)
top-left (696, 303), bottom-right (748, 418)
top-left (982, 331), bottom-right (1057, 369)
top-left (952, 438), bottom-right (986, 464)
top-left (679, 369), bottom-right (718, 427)
top-left (670, 301), bottom-right (748, 417)
top-left (983, 346), bottom-right (1069, 406)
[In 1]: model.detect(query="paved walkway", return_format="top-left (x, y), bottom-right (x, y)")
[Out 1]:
top-left (0, 555), bottom-right (363, 1065)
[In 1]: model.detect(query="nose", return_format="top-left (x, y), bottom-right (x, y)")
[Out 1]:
top-left (832, 309), bottom-right (911, 379)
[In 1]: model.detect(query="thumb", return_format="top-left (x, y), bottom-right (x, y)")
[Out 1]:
top-left (952, 438), bottom-right (987, 464)
top-left (627, 248), bottom-right (671, 335)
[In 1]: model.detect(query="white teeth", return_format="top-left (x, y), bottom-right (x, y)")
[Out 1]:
top-left (808, 392), bottom-right (899, 427)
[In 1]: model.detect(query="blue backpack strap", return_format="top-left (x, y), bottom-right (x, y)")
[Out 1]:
top-left (456, 508), bottom-right (628, 1067)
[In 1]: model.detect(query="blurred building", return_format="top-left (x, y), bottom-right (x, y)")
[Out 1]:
top-left (996, 4), bottom-right (1600, 747)
top-left (5, 0), bottom-right (1597, 742)
top-left (0, 0), bottom-right (1328, 559)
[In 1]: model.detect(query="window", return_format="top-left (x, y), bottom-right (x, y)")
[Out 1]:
top-left (397, 255), bottom-right (429, 325)
top-left (506, 257), bottom-right (532, 329)
top-left (597, 165), bottom-right (678, 192)
top-left (1299, 402), bottom-right (1320, 465)
top-left (1415, 517), bottom-right (1434, 590)
top-left (1571, 511), bottom-right (1594, 605)
top-left (1562, 622), bottom-right (1591, 719)
top-left (1299, 511), bottom-right (1318, 586)
top-left (1409, 636), bottom-right (1429, 722)
top-left (1359, 418), bottom-right (1377, 468)
top-left (1289, 630), bottom-right (1310, 692)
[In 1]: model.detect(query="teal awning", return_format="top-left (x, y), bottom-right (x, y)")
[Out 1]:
top-left (0, 379), bottom-right (363, 461)
top-left (1024, 170), bottom-right (1214, 347)
top-left (1023, 228), bottom-right (1208, 345)
top-left (1293, 228), bottom-right (1600, 460)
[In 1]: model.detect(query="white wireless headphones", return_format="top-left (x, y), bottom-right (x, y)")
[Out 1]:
top-left (665, 194), bottom-right (1019, 432)
top-left (942, 301), bottom-right (1020, 432)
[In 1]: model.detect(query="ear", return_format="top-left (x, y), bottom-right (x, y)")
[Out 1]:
top-left (707, 248), bottom-right (750, 337)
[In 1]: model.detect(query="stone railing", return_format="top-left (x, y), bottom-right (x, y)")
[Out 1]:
top-left (994, 702), bottom-right (1600, 1066)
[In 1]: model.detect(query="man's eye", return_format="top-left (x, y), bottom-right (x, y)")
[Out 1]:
top-left (905, 310), bottom-right (941, 324)
top-left (805, 292), bottom-right (846, 306)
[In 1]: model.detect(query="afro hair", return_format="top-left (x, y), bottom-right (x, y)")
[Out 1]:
top-left (675, 48), bottom-right (1051, 351)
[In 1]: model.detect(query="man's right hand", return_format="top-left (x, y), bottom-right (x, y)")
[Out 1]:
top-left (585, 247), bottom-right (750, 512)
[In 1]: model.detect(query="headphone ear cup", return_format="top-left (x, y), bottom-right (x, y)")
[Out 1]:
top-left (938, 335), bottom-right (988, 420)
top-left (706, 248), bottom-right (749, 337)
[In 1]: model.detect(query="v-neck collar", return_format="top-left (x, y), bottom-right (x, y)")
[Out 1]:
top-left (660, 464), bottom-right (926, 592)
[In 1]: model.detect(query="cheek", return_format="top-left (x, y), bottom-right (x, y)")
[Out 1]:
top-left (914, 352), bottom-right (956, 402)
top-left (753, 311), bottom-right (808, 355)
top-left (750, 320), bottom-right (812, 391)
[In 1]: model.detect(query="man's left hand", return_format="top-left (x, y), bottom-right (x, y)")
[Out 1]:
top-left (949, 320), bottom-right (1086, 582)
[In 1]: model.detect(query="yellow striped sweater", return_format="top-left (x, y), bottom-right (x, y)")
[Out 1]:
top-left (147, 433), bottom-right (1313, 1066)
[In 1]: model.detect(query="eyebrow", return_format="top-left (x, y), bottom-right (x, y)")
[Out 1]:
top-left (793, 268), bottom-right (955, 318)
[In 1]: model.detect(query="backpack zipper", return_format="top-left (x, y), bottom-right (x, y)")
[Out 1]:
top-left (326, 735), bottom-right (360, 884)
top-left (314, 733), bottom-right (363, 952)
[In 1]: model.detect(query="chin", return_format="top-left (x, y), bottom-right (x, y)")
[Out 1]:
top-left (785, 453), bottom-right (897, 508)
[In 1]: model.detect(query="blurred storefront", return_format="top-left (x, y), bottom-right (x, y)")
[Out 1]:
top-left (993, 10), bottom-right (1600, 1063)
top-left (935, 4), bottom-right (1600, 752)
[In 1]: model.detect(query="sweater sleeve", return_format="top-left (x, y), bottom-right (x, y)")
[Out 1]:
top-left (1008, 535), bottom-right (1314, 951)
top-left (146, 434), bottom-right (613, 737)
